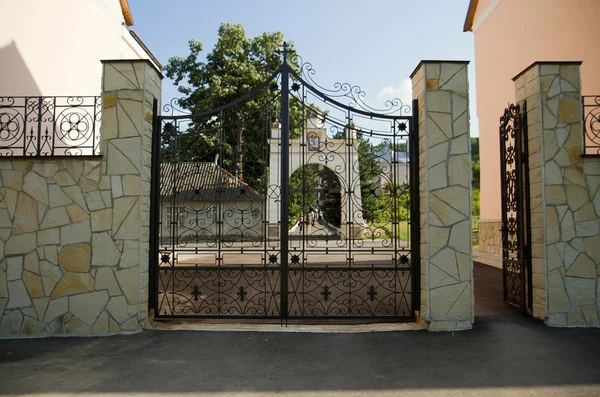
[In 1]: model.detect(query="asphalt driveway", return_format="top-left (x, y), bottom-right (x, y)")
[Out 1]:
top-left (0, 263), bottom-right (598, 397)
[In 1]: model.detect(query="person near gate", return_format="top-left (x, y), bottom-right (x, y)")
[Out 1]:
top-left (298, 215), bottom-right (304, 232)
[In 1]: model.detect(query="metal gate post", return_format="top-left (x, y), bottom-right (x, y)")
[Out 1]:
top-left (280, 45), bottom-right (290, 320)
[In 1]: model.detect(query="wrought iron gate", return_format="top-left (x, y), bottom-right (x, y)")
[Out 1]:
top-left (499, 102), bottom-right (532, 312)
top-left (150, 46), bottom-right (419, 321)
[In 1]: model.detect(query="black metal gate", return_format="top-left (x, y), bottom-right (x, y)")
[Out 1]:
top-left (150, 46), bottom-right (419, 321)
top-left (499, 102), bottom-right (532, 312)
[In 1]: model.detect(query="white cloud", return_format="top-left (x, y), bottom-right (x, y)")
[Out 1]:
top-left (375, 79), bottom-right (412, 113)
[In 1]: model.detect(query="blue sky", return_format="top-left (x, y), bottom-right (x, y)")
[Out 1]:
top-left (129, 0), bottom-right (478, 136)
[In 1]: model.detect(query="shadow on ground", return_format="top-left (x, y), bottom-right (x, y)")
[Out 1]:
top-left (0, 263), bottom-right (598, 395)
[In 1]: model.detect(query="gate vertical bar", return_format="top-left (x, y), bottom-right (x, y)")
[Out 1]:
top-left (280, 47), bottom-right (290, 320)
top-left (519, 100), bottom-right (532, 312)
top-left (149, 98), bottom-right (160, 312)
top-left (409, 98), bottom-right (420, 314)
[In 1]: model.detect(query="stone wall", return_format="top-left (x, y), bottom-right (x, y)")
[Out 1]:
top-left (411, 61), bottom-right (474, 331)
top-left (478, 220), bottom-right (502, 254)
top-left (0, 60), bottom-right (161, 337)
top-left (515, 62), bottom-right (600, 326)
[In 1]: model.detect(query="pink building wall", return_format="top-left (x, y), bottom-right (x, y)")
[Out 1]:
top-left (471, 0), bottom-right (600, 222)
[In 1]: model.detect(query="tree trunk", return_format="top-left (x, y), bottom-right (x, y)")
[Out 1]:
top-left (235, 116), bottom-right (244, 180)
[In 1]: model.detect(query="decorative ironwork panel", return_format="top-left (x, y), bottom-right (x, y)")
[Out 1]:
top-left (151, 45), bottom-right (419, 321)
top-left (499, 102), bottom-right (531, 311)
top-left (0, 96), bottom-right (101, 156)
top-left (583, 96), bottom-right (600, 155)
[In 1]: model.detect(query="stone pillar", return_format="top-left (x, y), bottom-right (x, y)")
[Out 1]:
top-left (411, 61), bottom-right (474, 331)
top-left (100, 60), bottom-right (162, 328)
top-left (514, 62), bottom-right (600, 326)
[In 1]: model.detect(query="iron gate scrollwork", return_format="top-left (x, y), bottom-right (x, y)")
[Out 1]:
top-left (151, 44), bottom-right (419, 321)
top-left (499, 101), bottom-right (532, 312)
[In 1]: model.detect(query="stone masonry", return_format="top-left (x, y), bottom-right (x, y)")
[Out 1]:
top-left (0, 60), bottom-right (162, 337)
top-left (411, 61), bottom-right (474, 331)
top-left (514, 62), bottom-right (600, 326)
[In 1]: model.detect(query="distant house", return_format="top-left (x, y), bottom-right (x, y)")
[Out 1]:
top-left (160, 162), bottom-right (264, 242)
top-left (0, 0), bottom-right (160, 96)
top-left (377, 140), bottom-right (410, 190)
top-left (463, 0), bottom-right (600, 255)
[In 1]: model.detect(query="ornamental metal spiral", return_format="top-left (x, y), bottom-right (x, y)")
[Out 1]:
top-left (583, 96), bottom-right (600, 155)
top-left (499, 102), bottom-right (530, 310)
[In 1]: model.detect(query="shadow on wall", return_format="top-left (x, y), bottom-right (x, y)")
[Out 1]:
top-left (0, 41), bottom-right (41, 96)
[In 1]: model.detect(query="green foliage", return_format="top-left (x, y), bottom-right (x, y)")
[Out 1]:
top-left (391, 141), bottom-right (407, 152)
top-left (472, 187), bottom-right (480, 216)
top-left (471, 137), bottom-right (480, 190)
top-left (164, 23), bottom-right (303, 189)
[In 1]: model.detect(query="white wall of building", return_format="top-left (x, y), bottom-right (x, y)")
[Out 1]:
top-left (0, 0), bottom-right (150, 96)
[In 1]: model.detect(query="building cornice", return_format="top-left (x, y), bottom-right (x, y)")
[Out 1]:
top-left (119, 0), bottom-right (134, 26)
top-left (471, 0), bottom-right (502, 32)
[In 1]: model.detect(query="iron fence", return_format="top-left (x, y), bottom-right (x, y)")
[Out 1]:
top-left (583, 95), bottom-right (600, 155)
top-left (0, 96), bottom-right (101, 156)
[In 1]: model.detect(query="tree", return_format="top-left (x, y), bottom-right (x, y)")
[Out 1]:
top-left (164, 23), bottom-right (302, 188)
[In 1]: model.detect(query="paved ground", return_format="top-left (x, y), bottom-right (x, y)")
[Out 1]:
top-left (0, 263), bottom-right (599, 397)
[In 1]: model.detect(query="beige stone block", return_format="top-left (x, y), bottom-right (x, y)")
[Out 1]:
top-left (439, 63), bottom-right (466, 90)
top-left (43, 297), bottom-right (68, 323)
top-left (118, 100), bottom-right (143, 138)
top-left (561, 210), bottom-right (576, 241)
top-left (430, 281), bottom-right (471, 321)
top-left (79, 178), bottom-right (99, 193)
top-left (548, 269), bottom-right (570, 312)
top-left (559, 65), bottom-right (580, 88)
top-left (64, 315), bottom-right (91, 335)
top-left (58, 243), bottom-right (91, 273)
top-left (540, 75), bottom-right (554, 93)
top-left (567, 307), bottom-right (586, 326)
top-left (6, 232), bottom-right (36, 255)
top-left (53, 171), bottom-right (76, 187)
top-left (544, 161), bottom-right (562, 184)
top-left (566, 254), bottom-right (595, 278)
top-left (51, 272), bottom-right (94, 298)
top-left (115, 267), bottom-right (139, 305)
top-left (448, 220), bottom-right (470, 254)
top-left (91, 232), bottom-right (121, 267)
top-left (583, 235), bottom-right (600, 263)
top-left (430, 249), bottom-right (459, 289)
top-left (12, 192), bottom-right (37, 235)
top-left (547, 313), bottom-right (567, 326)
top-left (103, 92), bottom-right (117, 108)
top-left (113, 198), bottom-right (139, 240)
top-left (0, 310), bottom-right (23, 335)
top-left (573, 203), bottom-right (597, 223)
top-left (22, 171), bottom-right (48, 205)
top-left (575, 219), bottom-right (599, 237)
top-left (448, 155), bottom-right (469, 187)
top-left (23, 251), bottom-right (39, 275)
top-left (6, 280), bottom-right (32, 309)
top-left (85, 191), bottom-right (105, 211)
top-left (32, 297), bottom-right (49, 320)
top-left (40, 260), bottom-right (61, 296)
top-left (63, 186), bottom-right (87, 211)
top-left (92, 310), bottom-right (109, 334)
top-left (563, 166), bottom-right (586, 188)
top-left (109, 316), bottom-right (120, 333)
top-left (531, 258), bottom-right (545, 274)
top-left (69, 290), bottom-right (109, 326)
top-left (547, 244), bottom-right (563, 271)
top-left (59, 221), bottom-right (90, 247)
top-left (2, 170), bottom-right (22, 190)
top-left (581, 305), bottom-right (600, 326)
top-left (122, 175), bottom-right (140, 196)
top-left (428, 163), bottom-right (448, 191)
top-left (105, 295), bottom-right (130, 323)
top-left (12, 160), bottom-right (32, 173)
top-left (546, 185), bottom-right (567, 205)
top-left (38, 207), bottom-right (69, 230)
top-left (103, 62), bottom-right (140, 91)
top-left (7, 256), bottom-right (22, 281)
top-left (558, 97), bottom-right (581, 123)
top-left (48, 185), bottom-right (72, 208)
top-left (546, 207), bottom-right (560, 244)
top-left (23, 270), bottom-right (43, 298)
top-left (560, 79), bottom-right (578, 93)
top-left (66, 205), bottom-right (89, 223)
top-left (564, 277), bottom-right (595, 305)
top-left (91, 208), bottom-right (113, 232)
top-left (95, 267), bottom-right (122, 296)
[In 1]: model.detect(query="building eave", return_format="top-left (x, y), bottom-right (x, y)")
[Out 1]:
top-left (463, 0), bottom-right (479, 32)
top-left (119, 0), bottom-right (134, 26)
